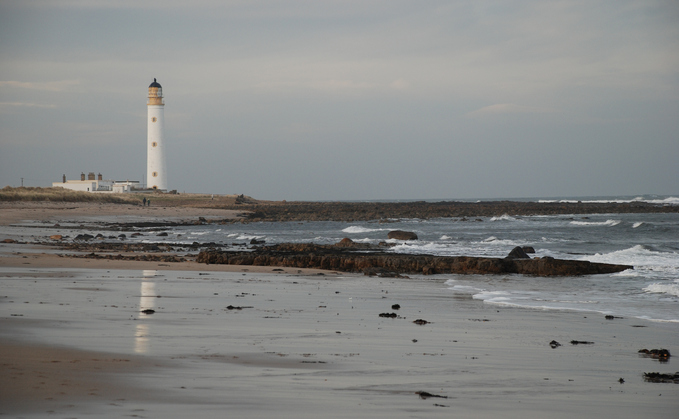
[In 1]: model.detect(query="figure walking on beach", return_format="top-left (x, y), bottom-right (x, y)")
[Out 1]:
top-left (143, 197), bottom-right (147, 206)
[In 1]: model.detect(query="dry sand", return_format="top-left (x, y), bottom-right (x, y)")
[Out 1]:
top-left (0, 201), bottom-right (243, 226)
top-left (1, 202), bottom-right (678, 418)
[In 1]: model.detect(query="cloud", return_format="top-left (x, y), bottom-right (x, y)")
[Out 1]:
top-left (0, 102), bottom-right (56, 108)
top-left (0, 80), bottom-right (79, 92)
top-left (464, 103), bottom-right (558, 119)
top-left (389, 79), bottom-right (410, 90)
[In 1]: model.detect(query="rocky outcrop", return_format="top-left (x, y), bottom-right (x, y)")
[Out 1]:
top-left (220, 200), bottom-right (679, 223)
top-left (506, 246), bottom-right (530, 259)
top-left (196, 243), bottom-right (632, 277)
top-left (388, 230), bottom-right (418, 240)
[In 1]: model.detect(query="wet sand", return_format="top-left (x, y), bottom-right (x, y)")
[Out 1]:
top-left (1, 203), bottom-right (678, 418)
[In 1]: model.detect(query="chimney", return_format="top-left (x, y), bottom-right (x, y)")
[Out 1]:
top-left (81, 173), bottom-right (85, 181)
top-left (62, 174), bottom-right (66, 183)
top-left (88, 172), bottom-right (95, 180)
top-left (98, 173), bottom-right (103, 181)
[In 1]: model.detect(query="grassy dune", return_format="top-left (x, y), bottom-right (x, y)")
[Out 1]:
top-left (0, 186), bottom-right (251, 207)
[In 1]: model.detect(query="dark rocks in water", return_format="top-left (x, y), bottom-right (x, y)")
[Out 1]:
top-left (2, 238), bottom-right (17, 243)
top-left (639, 349), bottom-right (671, 360)
top-left (522, 246), bottom-right (536, 254)
top-left (413, 319), bottom-right (430, 325)
top-left (391, 304), bottom-right (401, 310)
top-left (605, 315), bottom-right (623, 320)
top-left (643, 372), bottom-right (679, 383)
top-left (157, 232), bottom-right (169, 237)
top-left (506, 246), bottom-right (530, 259)
top-left (618, 378), bottom-right (625, 384)
top-left (549, 340), bottom-right (561, 348)
top-left (379, 312), bottom-right (398, 318)
top-left (570, 340), bottom-right (594, 345)
top-left (74, 234), bottom-right (94, 241)
top-left (378, 271), bottom-right (407, 278)
top-left (336, 238), bottom-right (355, 247)
top-left (232, 200), bottom-right (679, 223)
top-left (141, 309), bottom-right (155, 314)
top-left (250, 238), bottom-right (265, 245)
top-left (196, 242), bottom-right (632, 277)
top-left (387, 230), bottom-right (418, 241)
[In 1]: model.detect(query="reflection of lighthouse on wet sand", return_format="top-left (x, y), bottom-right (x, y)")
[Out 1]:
top-left (135, 270), bottom-right (157, 354)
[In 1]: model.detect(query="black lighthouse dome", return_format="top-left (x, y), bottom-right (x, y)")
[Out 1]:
top-left (149, 78), bottom-right (162, 88)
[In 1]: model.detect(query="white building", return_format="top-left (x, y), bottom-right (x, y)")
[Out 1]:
top-left (147, 78), bottom-right (167, 190)
top-left (52, 172), bottom-right (140, 193)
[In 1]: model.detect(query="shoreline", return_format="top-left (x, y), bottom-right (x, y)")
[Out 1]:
top-left (1, 201), bottom-right (678, 417)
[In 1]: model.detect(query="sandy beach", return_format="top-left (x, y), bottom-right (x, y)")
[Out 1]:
top-left (1, 202), bottom-right (678, 418)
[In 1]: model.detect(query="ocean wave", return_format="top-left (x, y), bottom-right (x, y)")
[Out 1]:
top-left (632, 222), bottom-right (644, 228)
top-left (636, 197), bottom-right (679, 205)
top-left (235, 234), bottom-right (265, 240)
top-left (390, 243), bottom-right (450, 255)
top-left (489, 214), bottom-right (518, 222)
top-left (643, 282), bottom-right (679, 297)
top-left (440, 235), bottom-right (452, 240)
top-left (569, 219), bottom-right (621, 227)
top-left (448, 285), bottom-right (485, 293)
top-left (481, 236), bottom-right (521, 246)
top-left (584, 245), bottom-right (679, 277)
top-left (342, 226), bottom-right (388, 234)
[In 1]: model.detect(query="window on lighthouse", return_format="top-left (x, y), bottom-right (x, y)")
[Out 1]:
top-left (152, 142), bottom-right (157, 147)
top-left (152, 172), bottom-right (158, 177)
top-left (151, 117), bottom-right (157, 123)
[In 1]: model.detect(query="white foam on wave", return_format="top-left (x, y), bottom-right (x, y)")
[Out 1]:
top-left (586, 245), bottom-right (678, 266)
top-left (448, 285), bottom-right (485, 293)
top-left (632, 222), bottom-right (644, 228)
top-left (440, 235), bottom-right (452, 240)
top-left (490, 214), bottom-right (518, 222)
top-left (236, 234), bottom-right (265, 240)
top-left (643, 282), bottom-right (679, 297)
top-left (390, 242), bottom-right (450, 255)
top-left (473, 290), bottom-right (511, 300)
top-left (570, 219), bottom-right (621, 227)
top-left (481, 236), bottom-right (521, 246)
top-left (342, 226), bottom-right (388, 234)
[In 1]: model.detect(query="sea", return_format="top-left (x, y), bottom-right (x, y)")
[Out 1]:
top-left (8, 195), bottom-right (679, 323)
top-left (107, 194), bottom-right (678, 323)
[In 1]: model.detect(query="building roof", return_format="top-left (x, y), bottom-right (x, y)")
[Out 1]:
top-left (149, 78), bottom-right (162, 88)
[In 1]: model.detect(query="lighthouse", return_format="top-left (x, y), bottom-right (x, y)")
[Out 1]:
top-left (147, 78), bottom-right (167, 190)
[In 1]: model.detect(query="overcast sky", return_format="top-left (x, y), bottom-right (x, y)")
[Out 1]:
top-left (1, 1), bottom-right (677, 200)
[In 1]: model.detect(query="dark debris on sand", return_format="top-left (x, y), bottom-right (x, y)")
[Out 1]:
top-left (639, 349), bottom-right (671, 361)
top-left (643, 372), bottom-right (679, 383)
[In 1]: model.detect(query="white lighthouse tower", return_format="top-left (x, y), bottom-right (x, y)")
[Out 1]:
top-left (147, 78), bottom-right (167, 190)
